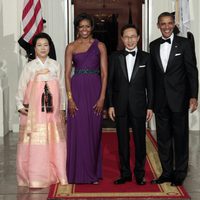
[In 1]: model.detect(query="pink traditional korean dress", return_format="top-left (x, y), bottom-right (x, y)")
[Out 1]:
top-left (16, 57), bottom-right (68, 188)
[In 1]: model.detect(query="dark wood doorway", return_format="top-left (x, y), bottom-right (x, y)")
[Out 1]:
top-left (74, 0), bottom-right (143, 54)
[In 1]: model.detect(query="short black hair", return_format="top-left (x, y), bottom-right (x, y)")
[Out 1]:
top-left (32, 32), bottom-right (56, 60)
top-left (74, 13), bottom-right (94, 30)
top-left (120, 24), bottom-right (140, 36)
top-left (157, 12), bottom-right (175, 24)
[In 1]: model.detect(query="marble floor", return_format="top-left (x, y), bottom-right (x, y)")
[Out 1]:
top-left (0, 128), bottom-right (200, 200)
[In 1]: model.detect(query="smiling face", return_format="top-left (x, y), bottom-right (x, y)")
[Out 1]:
top-left (34, 38), bottom-right (50, 59)
top-left (77, 19), bottom-right (92, 39)
top-left (157, 15), bottom-right (175, 39)
top-left (121, 27), bottom-right (140, 50)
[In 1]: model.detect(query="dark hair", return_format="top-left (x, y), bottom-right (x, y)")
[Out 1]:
top-left (157, 12), bottom-right (175, 24)
top-left (32, 32), bottom-right (56, 60)
top-left (120, 24), bottom-right (140, 36)
top-left (74, 13), bottom-right (94, 30)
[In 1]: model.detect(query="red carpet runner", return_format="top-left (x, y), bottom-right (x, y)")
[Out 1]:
top-left (48, 128), bottom-right (190, 199)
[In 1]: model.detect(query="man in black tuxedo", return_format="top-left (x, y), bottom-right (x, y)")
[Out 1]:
top-left (150, 12), bottom-right (199, 186)
top-left (107, 24), bottom-right (154, 185)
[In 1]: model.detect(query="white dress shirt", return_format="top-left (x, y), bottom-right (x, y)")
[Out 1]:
top-left (16, 57), bottom-right (66, 111)
top-left (160, 33), bottom-right (174, 72)
top-left (125, 47), bottom-right (137, 81)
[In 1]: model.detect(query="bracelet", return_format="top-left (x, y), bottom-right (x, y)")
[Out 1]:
top-left (67, 91), bottom-right (73, 100)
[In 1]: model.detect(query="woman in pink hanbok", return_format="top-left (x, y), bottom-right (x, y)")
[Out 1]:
top-left (16, 33), bottom-right (68, 188)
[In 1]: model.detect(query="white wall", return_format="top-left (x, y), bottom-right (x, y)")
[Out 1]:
top-left (0, 0), bottom-right (22, 132)
top-left (0, 0), bottom-right (199, 133)
top-left (188, 0), bottom-right (200, 130)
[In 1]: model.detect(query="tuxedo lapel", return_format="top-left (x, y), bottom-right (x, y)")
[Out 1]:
top-left (155, 38), bottom-right (165, 73)
top-left (119, 52), bottom-right (128, 81)
top-left (166, 36), bottom-right (178, 72)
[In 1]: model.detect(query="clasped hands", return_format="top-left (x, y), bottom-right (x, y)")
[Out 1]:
top-left (35, 68), bottom-right (50, 76)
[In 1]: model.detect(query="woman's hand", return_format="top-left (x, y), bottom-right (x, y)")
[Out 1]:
top-left (93, 98), bottom-right (104, 115)
top-left (68, 99), bottom-right (78, 117)
top-left (60, 110), bottom-right (66, 124)
top-left (18, 108), bottom-right (28, 116)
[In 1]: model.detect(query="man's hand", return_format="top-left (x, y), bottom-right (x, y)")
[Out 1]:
top-left (146, 109), bottom-right (153, 122)
top-left (189, 98), bottom-right (198, 113)
top-left (108, 107), bottom-right (115, 121)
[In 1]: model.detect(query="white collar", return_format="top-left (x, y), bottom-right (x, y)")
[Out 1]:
top-left (125, 47), bottom-right (138, 52)
top-left (36, 56), bottom-right (49, 65)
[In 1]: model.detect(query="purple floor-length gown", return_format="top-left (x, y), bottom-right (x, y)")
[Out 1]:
top-left (67, 39), bottom-right (102, 183)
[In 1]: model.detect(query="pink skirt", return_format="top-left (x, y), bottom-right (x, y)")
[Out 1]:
top-left (16, 79), bottom-right (68, 188)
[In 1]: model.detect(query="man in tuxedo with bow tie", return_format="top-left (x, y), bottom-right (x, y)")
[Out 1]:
top-left (107, 24), bottom-right (154, 185)
top-left (150, 12), bottom-right (199, 186)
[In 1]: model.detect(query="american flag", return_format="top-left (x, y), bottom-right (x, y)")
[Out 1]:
top-left (22, 0), bottom-right (43, 44)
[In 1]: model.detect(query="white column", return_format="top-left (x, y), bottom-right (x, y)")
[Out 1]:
top-left (67, 0), bottom-right (74, 43)
top-left (142, 0), bottom-right (149, 52)
top-left (0, 71), bottom-right (9, 137)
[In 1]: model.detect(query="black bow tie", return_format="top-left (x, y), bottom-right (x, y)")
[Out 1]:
top-left (124, 50), bottom-right (136, 57)
top-left (160, 38), bottom-right (171, 44)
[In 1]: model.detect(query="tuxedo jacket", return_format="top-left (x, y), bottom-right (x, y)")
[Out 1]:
top-left (107, 49), bottom-right (154, 117)
top-left (150, 35), bottom-right (199, 112)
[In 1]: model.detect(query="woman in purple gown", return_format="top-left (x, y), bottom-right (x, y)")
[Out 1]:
top-left (65, 13), bottom-right (108, 184)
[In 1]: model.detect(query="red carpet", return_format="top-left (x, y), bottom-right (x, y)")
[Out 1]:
top-left (48, 128), bottom-right (190, 199)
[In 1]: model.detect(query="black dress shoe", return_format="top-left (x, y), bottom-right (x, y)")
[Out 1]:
top-left (114, 177), bottom-right (132, 184)
top-left (136, 178), bottom-right (146, 185)
top-left (171, 179), bottom-right (183, 186)
top-left (151, 176), bottom-right (172, 184)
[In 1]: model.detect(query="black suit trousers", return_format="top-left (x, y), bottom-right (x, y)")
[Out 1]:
top-left (116, 114), bottom-right (146, 179)
top-left (155, 104), bottom-right (189, 180)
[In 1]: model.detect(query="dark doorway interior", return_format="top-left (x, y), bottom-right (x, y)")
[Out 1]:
top-left (74, 0), bottom-right (143, 53)
top-left (93, 14), bottom-right (118, 55)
